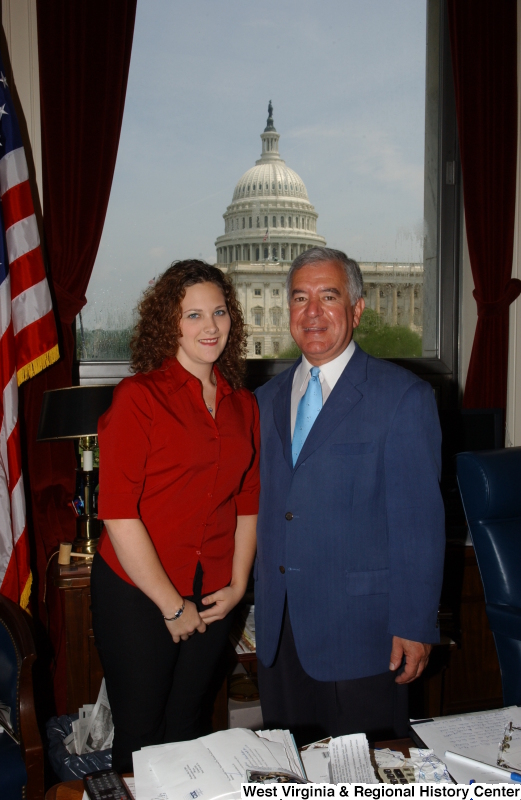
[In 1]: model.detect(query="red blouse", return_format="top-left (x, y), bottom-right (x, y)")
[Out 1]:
top-left (97, 358), bottom-right (260, 596)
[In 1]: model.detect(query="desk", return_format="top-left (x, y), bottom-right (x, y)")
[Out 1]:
top-left (44, 739), bottom-right (415, 799)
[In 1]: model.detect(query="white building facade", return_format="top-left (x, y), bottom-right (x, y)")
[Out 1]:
top-left (216, 103), bottom-right (326, 357)
top-left (216, 104), bottom-right (424, 357)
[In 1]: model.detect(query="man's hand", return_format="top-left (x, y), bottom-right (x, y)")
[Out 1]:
top-left (389, 636), bottom-right (432, 684)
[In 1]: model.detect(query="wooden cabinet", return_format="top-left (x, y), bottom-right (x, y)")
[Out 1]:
top-left (51, 559), bottom-right (103, 714)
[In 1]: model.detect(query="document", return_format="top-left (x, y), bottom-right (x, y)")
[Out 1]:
top-left (411, 706), bottom-right (521, 784)
top-left (83, 680), bottom-right (114, 753)
top-left (149, 739), bottom-right (238, 799)
top-left (133, 743), bottom-right (175, 800)
top-left (133, 728), bottom-right (301, 800)
top-left (69, 681), bottom-right (113, 755)
top-left (300, 738), bottom-right (332, 783)
top-left (0, 702), bottom-right (19, 744)
top-left (329, 733), bottom-right (378, 784)
top-left (256, 729), bottom-right (306, 779)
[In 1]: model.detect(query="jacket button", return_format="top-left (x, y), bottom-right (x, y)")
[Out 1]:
top-left (279, 566), bottom-right (285, 574)
top-left (285, 512), bottom-right (293, 521)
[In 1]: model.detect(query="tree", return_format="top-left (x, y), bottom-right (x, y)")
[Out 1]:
top-left (353, 308), bottom-right (422, 358)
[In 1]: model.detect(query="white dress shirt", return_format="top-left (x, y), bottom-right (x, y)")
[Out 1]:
top-left (290, 339), bottom-right (356, 438)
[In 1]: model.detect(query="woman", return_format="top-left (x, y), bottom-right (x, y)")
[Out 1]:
top-left (90, 260), bottom-right (259, 773)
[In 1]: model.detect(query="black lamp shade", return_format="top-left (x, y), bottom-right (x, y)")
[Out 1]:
top-left (37, 385), bottom-right (115, 441)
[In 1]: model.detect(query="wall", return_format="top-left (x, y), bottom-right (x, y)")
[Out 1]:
top-left (506, 0), bottom-right (521, 446)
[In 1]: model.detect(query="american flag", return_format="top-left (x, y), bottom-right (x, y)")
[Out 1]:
top-left (262, 228), bottom-right (269, 242)
top-left (0, 56), bottom-right (59, 607)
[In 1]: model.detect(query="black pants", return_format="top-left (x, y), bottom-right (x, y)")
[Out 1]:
top-left (90, 553), bottom-right (234, 773)
top-left (257, 604), bottom-right (409, 748)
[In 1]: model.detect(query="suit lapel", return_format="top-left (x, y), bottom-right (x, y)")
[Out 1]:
top-left (294, 345), bottom-right (369, 469)
top-left (273, 358), bottom-right (301, 470)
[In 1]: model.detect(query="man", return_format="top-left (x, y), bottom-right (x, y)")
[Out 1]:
top-left (254, 247), bottom-right (445, 745)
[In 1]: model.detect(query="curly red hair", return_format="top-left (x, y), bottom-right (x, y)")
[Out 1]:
top-left (130, 260), bottom-right (247, 389)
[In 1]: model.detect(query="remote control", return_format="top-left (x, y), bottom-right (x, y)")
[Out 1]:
top-left (84, 769), bottom-right (133, 800)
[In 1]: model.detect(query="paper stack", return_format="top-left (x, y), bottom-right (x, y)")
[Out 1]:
top-left (300, 734), bottom-right (378, 784)
top-left (230, 604), bottom-right (256, 655)
top-left (133, 727), bottom-right (305, 799)
top-left (64, 679), bottom-right (114, 756)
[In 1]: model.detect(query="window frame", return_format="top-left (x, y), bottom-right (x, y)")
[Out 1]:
top-left (76, 0), bottom-right (460, 413)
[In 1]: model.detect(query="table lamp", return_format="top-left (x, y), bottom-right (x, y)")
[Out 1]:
top-left (37, 385), bottom-right (115, 554)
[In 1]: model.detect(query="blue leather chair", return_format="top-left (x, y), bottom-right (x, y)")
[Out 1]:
top-left (0, 594), bottom-right (43, 800)
top-left (457, 447), bottom-right (521, 706)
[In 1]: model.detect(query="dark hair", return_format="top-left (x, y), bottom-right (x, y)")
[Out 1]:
top-left (130, 260), bottom-right (247, 389)
top-left (286, 247), bottom-right (364, 304)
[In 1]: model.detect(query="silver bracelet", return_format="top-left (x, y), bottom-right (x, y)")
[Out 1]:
top-left (163, 601), bottom-right (185, 622)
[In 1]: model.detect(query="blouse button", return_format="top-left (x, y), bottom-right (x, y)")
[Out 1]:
top-left (196, 550), bottom-right (201, 555)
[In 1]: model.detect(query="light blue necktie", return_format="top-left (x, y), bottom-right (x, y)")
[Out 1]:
top-left (292, 366), bottom-right (322, 466)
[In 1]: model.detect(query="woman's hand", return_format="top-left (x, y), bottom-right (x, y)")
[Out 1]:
top-left (164, 599), bottom-right (207, 643)
top-left (199, 514), bottom-right (257, 625)
top-left (199, 584), bottom-right (245, 624)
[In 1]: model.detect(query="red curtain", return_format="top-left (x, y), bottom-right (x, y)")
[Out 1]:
top-left (448, 0), bottom-right (521, 410)
top-left (23, 0), bottom-right (136, 712)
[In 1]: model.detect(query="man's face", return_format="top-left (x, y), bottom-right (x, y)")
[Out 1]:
top-left (289, 261), bottom-right (365, 366)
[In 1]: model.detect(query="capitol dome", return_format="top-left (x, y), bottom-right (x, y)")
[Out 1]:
top-left (215, 102), bottom-right (326, 267)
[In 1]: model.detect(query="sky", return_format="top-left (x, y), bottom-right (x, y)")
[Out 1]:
top-left (83, 0), bottom-right (427, 330)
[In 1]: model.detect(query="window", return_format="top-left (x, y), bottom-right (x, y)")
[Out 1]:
top-left (249, 217), bottom-right (252, 228)
top-left (273, 288), bottom-right (280, 296)
top-left (254, 288), bottom-right (262, 296)
top-left (242, 218), bottom-right (245, 229)
top-left (281, 217), bottom-right (285, 227)
top-left (254, 341), bottom-right (262, 355)
top-left (272, 308), bottom-right (282, 326)
top-left (273, 341), bottom-right (280, 354)
top-left (78, 1), bottom-right (459, 395)
top-left (272, 216), bottom-right (277, 228)
top-left (253, 309), bottom-right (262, 326)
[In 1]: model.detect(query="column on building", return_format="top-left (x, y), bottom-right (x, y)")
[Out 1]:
top-left (264, 282), bottom-right (270, 353)
top-left (409, 285), bottom-right (415, 328)
top-left (244, 283), bottom-right (250, 334)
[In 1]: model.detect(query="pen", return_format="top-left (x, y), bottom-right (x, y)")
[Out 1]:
top-left (444, 751), bottom-right (521, 782)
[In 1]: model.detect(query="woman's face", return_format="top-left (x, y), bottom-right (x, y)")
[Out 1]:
top-left (176, 281), bottom-right (231, 371)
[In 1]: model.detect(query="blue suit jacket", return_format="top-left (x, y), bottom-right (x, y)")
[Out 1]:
top-left (254, 344), bottom-right (445, 682)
